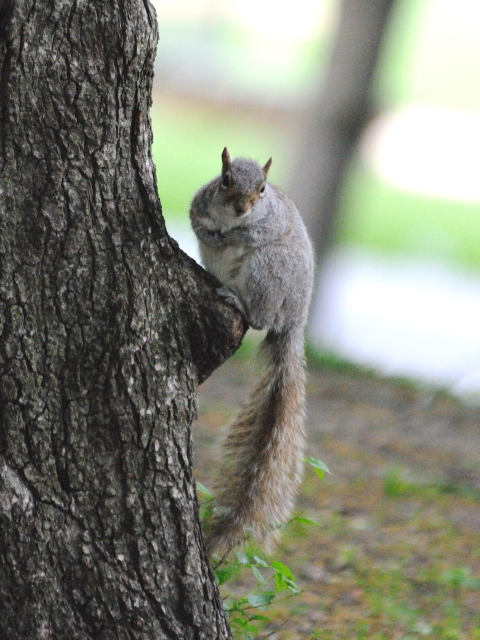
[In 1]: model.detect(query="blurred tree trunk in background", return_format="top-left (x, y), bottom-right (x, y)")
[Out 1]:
top-left (290, 0), bottom-right (397, 265)
top-left (0, 1), bottom-right (242, 637)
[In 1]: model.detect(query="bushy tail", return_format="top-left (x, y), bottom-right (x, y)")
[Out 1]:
top-left (205, 327), bottom-right (307, 555)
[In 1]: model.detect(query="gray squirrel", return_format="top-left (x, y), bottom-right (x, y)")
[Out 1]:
top-left (190, 148), bottom-right (314, 554)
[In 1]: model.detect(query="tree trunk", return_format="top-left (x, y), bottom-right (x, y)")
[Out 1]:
top-left (290, 0), bottom-right (397, 264)
top-left (0, 1), bottom-right (243, 637)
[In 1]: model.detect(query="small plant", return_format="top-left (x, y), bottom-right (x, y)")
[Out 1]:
top-left (304, 457), bottom-right (331, 480)
top-left (197, 457), bottom-right (329, 638)
top-left (439, 566), bottom-right (480, 590)
top-left (383, 468), bottom-right (414, 497)
top-left (217, 550), bottom-right (302, 639)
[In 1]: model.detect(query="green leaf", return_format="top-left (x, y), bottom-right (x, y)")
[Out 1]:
top-left (271, 561), bottom-right (295, 580)
top-left (294, 516), bottom-right (321, 527)
top-left (196, 481), bottom-right (213, 498)
top-left (251, 566), bottom-right (265, 584)
top-left (236, 551), bottom-right (249, 565)
top-left (285, 579), bottom-right (301, 594)
top-left (275, 572), bottom-right (288, 593)
top-left (215, 564), bottom-right (241, 586)
top-left (231, 618), bottom-right (258, 632)
top-left (247, 594), bottom-right (274, 608)
top-left (253, 555), bottom-right (269, 567)
top-left (304, 457), bottom-right (331, 479)
top-left (271, 562), bottom-right (301, 594)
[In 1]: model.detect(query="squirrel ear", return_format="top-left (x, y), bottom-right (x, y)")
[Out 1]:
top-left (222, 147), bottom-right (232, 174)
top-left (263, 157), bottom-right (272, 177)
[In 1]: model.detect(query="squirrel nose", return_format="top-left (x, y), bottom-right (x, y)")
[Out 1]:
top-left (235, 202), bottom-right (249, 215)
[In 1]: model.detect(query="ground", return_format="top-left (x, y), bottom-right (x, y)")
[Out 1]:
top-left (193, 340), bottom-right (480, 640)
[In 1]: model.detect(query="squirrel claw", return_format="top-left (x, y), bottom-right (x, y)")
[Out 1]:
top-left (216, 286), bottom-right (247, 316)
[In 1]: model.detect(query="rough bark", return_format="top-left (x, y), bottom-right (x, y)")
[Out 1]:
top-left (290, 0), bottom-right (397, 264)
top-left (0, 1), bottom-right (243, 638)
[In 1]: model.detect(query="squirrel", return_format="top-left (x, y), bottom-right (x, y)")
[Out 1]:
top-left (190, 148), bottom-right (314, 555)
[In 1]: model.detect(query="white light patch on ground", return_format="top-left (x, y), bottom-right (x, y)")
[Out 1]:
top-left (362, 106), bottom-right (480, 203)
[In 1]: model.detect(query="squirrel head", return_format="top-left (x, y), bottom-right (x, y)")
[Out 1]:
top-left (220, 147), bottom-right (272, 217)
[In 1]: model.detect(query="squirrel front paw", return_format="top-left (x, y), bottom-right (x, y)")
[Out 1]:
top-left (216, 286), bottom-right (265, 330)
top-left (217, 286), bottom-right (247, 316)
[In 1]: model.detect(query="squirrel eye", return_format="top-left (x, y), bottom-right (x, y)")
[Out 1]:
top-left (259, 184), bottom-right (266, 195)
top-left (222, 174), bottom-right (231, 188)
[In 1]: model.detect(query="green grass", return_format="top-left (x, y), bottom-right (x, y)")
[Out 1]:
top-left (339, 162), bottom-right (480, 270)
top-left (305, 342), bottom-right (378, 377)
top-left (384, 468), bottom-right (480, 502)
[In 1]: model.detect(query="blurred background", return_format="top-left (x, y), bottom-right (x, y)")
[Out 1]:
top-left (149, 0), bottom-right (480, 400)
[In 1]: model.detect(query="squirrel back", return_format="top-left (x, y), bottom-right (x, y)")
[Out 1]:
top-left (190, 149), bottom-right (314, 554)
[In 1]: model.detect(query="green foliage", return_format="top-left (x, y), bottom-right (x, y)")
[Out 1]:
top-left (384, 468), bottom-right (480, 502)
top-left (230, 332), bottom-right (265, 362)
top-left (196, 458), bottom-right (327, 638)
top-left (214, 548), bottom-right (302, 639)
top-left (305, 343), bottom-right (376, 377)
top-left (339, 163), bottom-right (480, 271)
top-left (196, 481), bottom-right (213, 498)
top-left (304, 456), bottom-right (331, 480)
top-left (439, 567), bottom-right (480, 591)
top-left (383, 468), bottom-right (415, 498)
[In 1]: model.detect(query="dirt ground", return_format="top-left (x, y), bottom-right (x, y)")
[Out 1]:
top-left (193, 345), bottom-right (480, 639)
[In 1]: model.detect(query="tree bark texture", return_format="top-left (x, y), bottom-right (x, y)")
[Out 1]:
top-left (0, 1), bottom-right (243, 638)
top-left (290, 0), bottom-right (397, 264)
